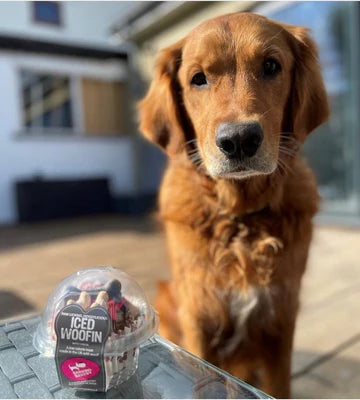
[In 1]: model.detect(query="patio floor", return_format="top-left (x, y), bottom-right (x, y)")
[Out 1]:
top-left (0, 215), bottom-right (359, 398)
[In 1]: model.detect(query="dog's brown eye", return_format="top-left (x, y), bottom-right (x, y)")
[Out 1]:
top-left (263, 58), bottom-right (281, 77)
top-left (191, 72), bottom-right (208, 87)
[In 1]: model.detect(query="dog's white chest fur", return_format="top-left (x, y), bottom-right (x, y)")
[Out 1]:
top-left (220, 287), bottom-right (271, 356)
top-left (228, 288), bottom-right (259, 324)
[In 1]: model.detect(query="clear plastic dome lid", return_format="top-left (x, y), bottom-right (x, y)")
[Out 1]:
top-left (34, 266), bottom-right (158, 357)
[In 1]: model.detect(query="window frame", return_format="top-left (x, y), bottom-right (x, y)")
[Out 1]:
top-left (18, 68), bottom-right (79, 136)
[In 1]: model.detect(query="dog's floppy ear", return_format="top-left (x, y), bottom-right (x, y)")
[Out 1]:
top-left (138, 39), bottom-right (187, 155)
top-left (283, 24), bottom-right (330, 141)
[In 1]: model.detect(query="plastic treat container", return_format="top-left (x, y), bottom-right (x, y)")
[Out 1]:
top-left (33, 266), bottom-right (158, 392)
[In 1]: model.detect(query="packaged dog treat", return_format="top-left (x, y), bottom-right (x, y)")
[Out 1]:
top-left (34, 266), bottom-right (158, 392)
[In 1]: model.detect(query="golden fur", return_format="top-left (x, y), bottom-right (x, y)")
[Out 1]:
top-left (139, 13), bottom-right (329, 398)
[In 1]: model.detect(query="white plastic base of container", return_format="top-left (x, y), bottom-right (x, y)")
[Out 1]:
top-left (105, 347), bottom-right (139, 390)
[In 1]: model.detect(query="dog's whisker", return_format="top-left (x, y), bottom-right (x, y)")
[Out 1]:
top-left (278, 147), bottom-right (297, 157)
top-left (277, 160), bottom-right (288, 175)
top-left (184, 138), bottom-right (198, 146)
top-left (190, 157), bottom-right (202, 164)
top-left (183, 138), bottom-right (199, 151)
top-left (190, 156), bottom-right (202, 163)
top-left (188, 152), bottom-right (202, 163)
top-left (259, 108), bottom-right (273, 120)
top-left (279, 133), bottom-right (301, 144)
top-left (188, 149), bottom-right (201, 157)
top-left (280, 137), bottom-right (300, 147)
top-left (279, 145), bottom-right (298, 153)
top-left (279, 153), bottom-right (296, 160)
top-left (277, 156), bottom-right (294, 176)
top-left (278, 133), bottom-right (301, 150)
top-left (278, 142), bottom-right (296, 148)
top-left (187, 147), bottom-right (200, 153)
top-left (279, 160), bottom-right (290, 173)
top-left (188, 151), bottom-right (200, 157)
top-left (278, 140), bottom-right (301, 153)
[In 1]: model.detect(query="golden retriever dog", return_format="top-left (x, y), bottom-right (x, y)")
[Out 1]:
top-left (139, 12), bottom-right (329, 398)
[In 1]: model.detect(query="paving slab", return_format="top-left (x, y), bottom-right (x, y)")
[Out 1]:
top-left (292, 290), bottom-right (360, 374)
top-left (300, 226), bottom-right (360, 309)
top-left (0, 217), bottom-right (169, 316)
top-left (292, 341), bottom-right (360, 398)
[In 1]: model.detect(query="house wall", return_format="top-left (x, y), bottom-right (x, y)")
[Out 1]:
top-left (0, 1), bottom-right (132, 47)
top-left (0, 51), bottom-right (135, 225)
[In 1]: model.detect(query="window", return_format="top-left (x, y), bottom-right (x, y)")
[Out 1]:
top-left (255, 2), bottom-right (360, 217)
top-left (20, 70), bottom-right (125, 136)
top-left (21, 70), bottom-right (73, 130)
top-left (33, 1), bottom-right (61, 26)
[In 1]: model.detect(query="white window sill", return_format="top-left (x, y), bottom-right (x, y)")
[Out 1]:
top-left (14, 128), bottom-right (129, 140)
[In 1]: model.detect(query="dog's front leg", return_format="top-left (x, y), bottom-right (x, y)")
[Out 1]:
top-left (260, 325), bottom-right (295, 398)
top-left (166, 222), bottom-right (223, 364)
top-left (176, 283), bottom-right (226, 367)
top-left (178, 305), bottom-right (208, 360)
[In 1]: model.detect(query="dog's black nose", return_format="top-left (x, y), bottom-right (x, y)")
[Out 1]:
top-left (216, 122), bottom-right (264, 159)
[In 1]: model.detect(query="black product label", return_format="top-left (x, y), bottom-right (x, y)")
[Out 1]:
top-left (54, 304), bottom-right (111, 392)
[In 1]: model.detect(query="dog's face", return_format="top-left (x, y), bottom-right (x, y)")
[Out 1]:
top-left (139, 13), bottom-right (329, 180)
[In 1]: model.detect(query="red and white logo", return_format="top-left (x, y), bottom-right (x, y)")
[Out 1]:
top-left (61, 357), bottom-right (100, 381)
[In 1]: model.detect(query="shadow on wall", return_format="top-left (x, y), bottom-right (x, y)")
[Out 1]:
top-left (0, 291), bottom-right (35, 320)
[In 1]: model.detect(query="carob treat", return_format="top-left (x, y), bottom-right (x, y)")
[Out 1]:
top-left (34, 266), bottom-right (157, 392)
top-left (63, 279), bottom-right (140, 389)
top-left (76, 291), bottom-right (91, 310)
top-left (59, 278), bottom-right (141, 390)
top-left (90, 291), bottom-right (109, 309)
top-left (61, 280), bottom-right (138, 334)
top-left (105, 279), bottom-right (122, 302)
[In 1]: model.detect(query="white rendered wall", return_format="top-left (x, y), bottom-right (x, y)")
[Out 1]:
top-left (0, 51), bottom-right (135, 225)
top-left (0, 1), bottom-right (132, 47)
